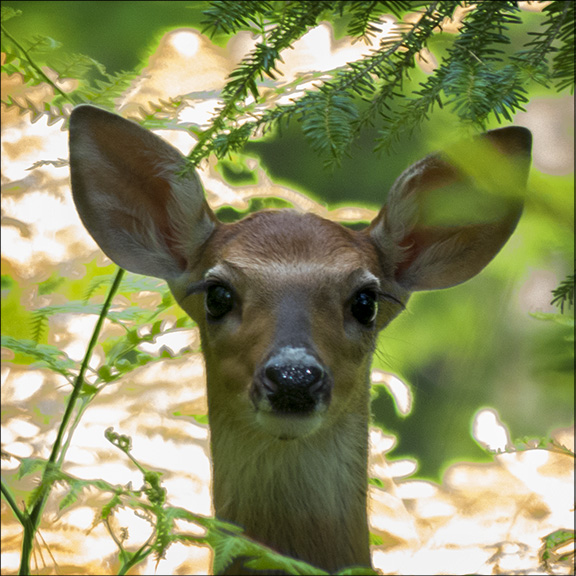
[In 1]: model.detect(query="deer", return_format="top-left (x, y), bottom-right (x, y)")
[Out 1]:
top-left (68, 104), bottom-right (532, 575)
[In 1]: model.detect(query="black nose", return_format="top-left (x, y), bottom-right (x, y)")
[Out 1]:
top-left (259, 356), bottom-right (330, 414)
top-left (265, 363), bottom-right (323, 390)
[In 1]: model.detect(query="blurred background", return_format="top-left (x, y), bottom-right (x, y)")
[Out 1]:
top-left (2, 0), bottom-right (573, 483)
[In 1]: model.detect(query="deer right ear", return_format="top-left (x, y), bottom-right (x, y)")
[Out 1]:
top-left (69, 105), bottom-right (217, 279)
top-left (369, 127), bottom-right (532, 291)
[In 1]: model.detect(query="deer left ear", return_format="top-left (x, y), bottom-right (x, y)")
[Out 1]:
top-left (69, 105), bottom-right (218, 279)
top-left (368, 127), bottom-right (532, 291)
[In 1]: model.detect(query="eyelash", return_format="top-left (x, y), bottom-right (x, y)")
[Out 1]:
top-left (186, 282), bottom-right (404, 311)
top-left (375, 291), bottom-right (405, 309)
top-left (186, 279), bottom-right (228, 297)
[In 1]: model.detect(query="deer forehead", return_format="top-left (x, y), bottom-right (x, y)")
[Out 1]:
top-left (199, 210), bottom-right (386, 286)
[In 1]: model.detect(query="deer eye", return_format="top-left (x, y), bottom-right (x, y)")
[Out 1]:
top-left (351, 289), bottom-right (378, 326)
top-left (205, 284), bottom-right (234, 319)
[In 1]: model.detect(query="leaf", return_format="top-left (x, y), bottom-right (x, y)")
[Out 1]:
top-left (540, 528), bottom-right (575, 568)
top-left (33, 301), bottom-right (108, 319)
top-left (551, 271), bottom-right (575, 313)
top-left (89, 478), bottom-right (120, 493)
top-left (26, 158), bottom-right (68, 169)
top-left (25, 35), bottom-right (62, 54)
top-left (530, 312), bottom-right (575, 327)
top-left (53, 52), bottom-right (105, 80)
top-left (300, 90), bottom-right (358, 167)
top-left (59, 477), bottom-right (87, 511)
top-left (17, 457), bottom-right (47, 480)
top-left (190, 415), bottom-right (209, 425)
top-left (208, 527), bottom-right (328, 576)
top-left (1, 336), bottom-right (76, 377)
top-left (97, 364), bottom-right (115, 383)
top-left (101, 491), bottom-right (123, 521)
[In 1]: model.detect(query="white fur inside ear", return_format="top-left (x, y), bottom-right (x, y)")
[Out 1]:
top-left (369, 130), bottom-right (528, 292)
top-left (369, 157), bottom-right (428, 267)
top-left (69, 105), bottom-right (216, 279)
top-left (164, 168), bottom-right (216, 269)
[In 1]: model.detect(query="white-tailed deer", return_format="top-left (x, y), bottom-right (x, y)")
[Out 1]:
top-left (69, 105), bottom-right (531, 575)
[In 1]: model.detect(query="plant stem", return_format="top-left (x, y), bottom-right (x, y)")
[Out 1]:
top-left (18, 267), bottom-right (125, 576)
top-left (1, 25), bottom-right (70, 100)
top-left (1, 480), bottom-right (27, 526)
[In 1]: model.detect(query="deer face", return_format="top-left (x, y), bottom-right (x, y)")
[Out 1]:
top-left (169, 210), bottom-right (406, 439)
top-left (69, 105), bottom-right (531, 442)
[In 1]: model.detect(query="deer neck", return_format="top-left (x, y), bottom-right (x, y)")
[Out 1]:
top-left (207, 378), bottom-right (372, 574)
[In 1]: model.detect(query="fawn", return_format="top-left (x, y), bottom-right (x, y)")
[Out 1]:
top-left (69, 105), bottom-right (531, 574)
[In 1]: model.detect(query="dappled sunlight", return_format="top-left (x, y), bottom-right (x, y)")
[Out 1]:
top-left (2, 6), bottom-right (574, 576)
top-left (371, 370), bottom-right (413, 416)
top-left (366, 407), bottom-right (574, 575)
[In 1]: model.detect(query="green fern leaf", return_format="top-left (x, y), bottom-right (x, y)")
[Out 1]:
top-left (1, 336), bottom-right (76, 377)
top-left (59, 477), bottom-right (87, 511)
top-left (30, 310), bottom-right (48, 343)
top-left (17, 457), bottom-right (47, 480)
top-left (101, 491), bottom-right (123, 521)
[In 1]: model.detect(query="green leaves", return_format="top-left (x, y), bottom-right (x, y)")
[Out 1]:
top-left (540, 528), bottom-right (575, 570)
top-left (186, 0), bottom-right (331, 168)
top-left (1, 10), bottom-right (138, 121)
top-left (300, 90), bottom-right (358, 166)
top-left (551, 271), bottom-right (575, 313)
top-left (1, 6), bottom-right (22, 22)
top-left (514, 0), bottom-right (575, 93)
top-left (344, 1), bottom-right (411, 41)
top-left (194, 1), bottom-right (575, 167)
top-left (1, 336), bottom-right (75, 379)
top-left (209, 525), bottom-right (329, 576)
top-left (201, 1), bottom-right (274, 37)
top-left (4, 2), bottom-right (574, 167)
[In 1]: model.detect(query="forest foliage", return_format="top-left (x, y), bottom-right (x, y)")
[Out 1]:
top-left (1, 2), bottom-right (574, 575)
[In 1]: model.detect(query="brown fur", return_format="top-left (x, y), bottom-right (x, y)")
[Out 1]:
top-left (68, 106), bottom-right (531, 575)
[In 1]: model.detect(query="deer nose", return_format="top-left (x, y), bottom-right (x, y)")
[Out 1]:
top-left (265, 363), bottom-right (324, 390)
top-left (255, 348), bottom-right (331, 414)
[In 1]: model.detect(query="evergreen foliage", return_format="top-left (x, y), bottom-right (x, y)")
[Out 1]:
top-left (551, 270), bottom-right (575, 313)
top-left (181, 0), bottom-right (574, 167)
top-left (2, 2), bottom-right (574, 161)
top-left (1, 3), bottom-right (574, 574)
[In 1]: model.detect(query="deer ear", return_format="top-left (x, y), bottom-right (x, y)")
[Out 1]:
top-left (69, 105), bottom-right (217, 279)
top-left (369, 127), bottom-right (532, 291)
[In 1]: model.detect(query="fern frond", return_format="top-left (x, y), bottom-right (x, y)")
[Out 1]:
top-left (75, 69), bottom-right (138, 107)
top-left (1, 24), bottom-right (70, 100)
top-left (52, 51), bottom-right (106, 81)
top-left (23, 34), bottom-right (62, 54)
top-left (27, 158), bottom-right (69, 170)
top-left (58, 477), bottom-right (85, 511)
top-left (0, 95), bottom-right (68, 126)
top-left (1, 6), bottom-right (22, 22)
top-left (83, 275), bottom-right (115, 303)
top-left (31, 310), bottom-right (48, 343)
top-left (17, 457), bottom-right (47, 480)
top-left (1, 336), bottom-right (76, 379)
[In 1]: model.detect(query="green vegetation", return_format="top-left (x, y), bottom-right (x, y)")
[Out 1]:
top-left (1, 2), bottom-right (574, 574)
